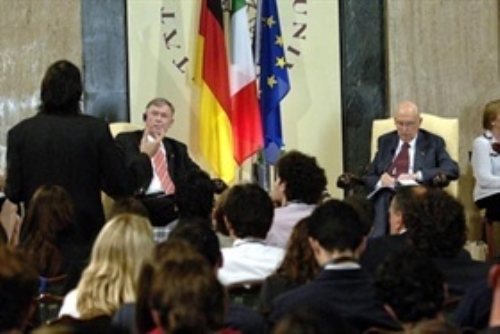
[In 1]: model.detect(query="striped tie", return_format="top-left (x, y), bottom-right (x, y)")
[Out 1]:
top-left (152, 148), bottom-right (175, 195)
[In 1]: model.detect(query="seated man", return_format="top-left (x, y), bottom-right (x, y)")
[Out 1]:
top-left (115, 97), bottom-right (201, 227)
top-left (266, 150), bottom-right (327, 248)
top-left (269, 200), bottom-right (399, 332)
top-left (363, 101), bottom-right (459, 237)
top-left (360, 185), bottom-right (427, 275)
top-left (218, 183), bottom-right (285, 286)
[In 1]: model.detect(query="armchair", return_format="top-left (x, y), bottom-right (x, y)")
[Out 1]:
top-left (337, 113), bottom-right (459, 197)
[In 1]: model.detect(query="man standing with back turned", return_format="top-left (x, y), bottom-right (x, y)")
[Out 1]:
top-left (363, 101), bottom-right (459, 238)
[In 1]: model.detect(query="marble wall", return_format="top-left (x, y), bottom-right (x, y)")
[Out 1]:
top-left (386, 0), bottom-right (500, 239)
top-left (82, 0), bottom-right (128, 122)
top-left (0, 0), bottom-right (82, 149)
top-left (340, 0), bottom-right (386, 188)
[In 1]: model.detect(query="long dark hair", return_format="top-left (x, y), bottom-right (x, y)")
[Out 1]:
top-left (19, 185), bottom-right (75, 276)
top-left (39, 60), bottom-right (82, 115)
top-left (276, 217), bottom-right (319, 284)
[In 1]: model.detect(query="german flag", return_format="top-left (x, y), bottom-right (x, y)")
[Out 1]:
top-left (195, 0), bottom-right (235, 183)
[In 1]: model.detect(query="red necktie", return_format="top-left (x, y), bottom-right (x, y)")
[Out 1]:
top-left (152, 148), bottom-right (175, 195)
top-left (389, 142), bottom-right (410, 177)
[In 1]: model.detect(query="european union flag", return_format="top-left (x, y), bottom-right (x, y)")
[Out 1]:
top-left (256, 0), bottom-right (290, 164)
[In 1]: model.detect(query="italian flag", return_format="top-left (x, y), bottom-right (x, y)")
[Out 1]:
top-left (230, 0), bottom-right (263, 165)
top-left (195, 0), bottom-right (236, 182)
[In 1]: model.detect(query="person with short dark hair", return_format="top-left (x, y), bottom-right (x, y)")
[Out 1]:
top-left (406, 188), bottom-right (490, 298)
top-left (153, 169), bottom-right (215, 243)
top-left (375, 248), bottom-right (461, 333)
top-left (219, 183), bottom-right (285, 286)
top-left (0, 245), bottom-right (39, 333)
top-left (115, 97), bottom-right (202, 229)
top-left (270, 199), bottom-right (399, 332)
top-left (360, 186), bottom-right (427, 275)
top-left (266, 150), bottom-right (327, 248)
top-left (5, 60), bottom-right (154, 250)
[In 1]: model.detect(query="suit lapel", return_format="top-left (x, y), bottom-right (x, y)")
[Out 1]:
top-left (414, 131), bottom-right (429, 172)
top-left (382, 134), bottom-right (399, 172)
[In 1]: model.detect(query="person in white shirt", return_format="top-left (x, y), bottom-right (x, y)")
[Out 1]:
top-left (218, 183), bottom-right (285, 286)
top-left (472, 100), bottom-right (500, 257)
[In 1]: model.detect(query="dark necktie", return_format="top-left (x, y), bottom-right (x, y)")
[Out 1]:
top-left (389, 142), bottom-right (410, 177)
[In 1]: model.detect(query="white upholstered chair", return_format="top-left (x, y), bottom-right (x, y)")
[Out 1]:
top-left (102, 122), bottom-right (142, 219)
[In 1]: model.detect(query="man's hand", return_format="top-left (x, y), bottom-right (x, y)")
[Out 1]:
top-left (380, 172), bottom-right (395, 187)
top-left (140, 131), bottom-right (162, 157)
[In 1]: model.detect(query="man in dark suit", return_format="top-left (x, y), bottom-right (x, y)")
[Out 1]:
top-left (115, 98), bottom-right (201, 228)
top-left (269, 200), bottom-right (399, 332)
top-left (364, 101), bottom-right (459, 237)
top-left (5, 60), bottom-right (154, 250)
top-left (359, 185), bottom-right (426, 275)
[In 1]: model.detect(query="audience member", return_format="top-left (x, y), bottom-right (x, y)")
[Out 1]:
top-left (273, 310), bottom-right (356, 334)
top-left (5, 60), bottom-right (155, 250)
top-left (115, 97), bottom-right (202, 228)
top-left (0, 199), bottom-right (21, 245)
top-left (360, 185), bottom-right (426, 275)
top-left (472, 100), bottom-right (500, 257)
top-left (18, 185), bottom-right (87, 293)
top-left (0, 245), bottom-right (39, 333)
top-left (107, 196), bottom-right (149, 220)
top-left (406, 188), bottom-right (490, 298)
top-left (266, 150), bottom-right (327, 248)
top-left (343, 194), bottom-right (375, 236)
top-left (258, 217), bottom-right (319, 317)
top-left (375, 248), bottom-right (461, 333)
top-left (269, 199), bottom-right (399, 332)
top-left (149, 240), bottom-right (226, 334)
top-left (59, 214), bottom-right (154, 320)
top-left (218, 183), bottom-right (285, 286)
top-left (363, 101), bottom-right (459, 237)
top-left (154, 169), bottom-right (215, 243)
top-left (113, 221), bottom-right (263, 334)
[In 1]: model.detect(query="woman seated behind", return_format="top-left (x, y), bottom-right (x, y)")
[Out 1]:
top-left (472, 100), bottom-right (500, 257)
top-left (148, 239), bottom-right (228, 334)
top-left (18, 185), bottom-right (86, 293)
top-left (258, 217), bottom-right (320, 317)
top-left (58, 213), bottom-right (155, 320)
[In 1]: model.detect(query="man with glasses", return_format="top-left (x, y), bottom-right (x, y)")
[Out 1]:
top-left (363, 101), bottom-right (459, 238)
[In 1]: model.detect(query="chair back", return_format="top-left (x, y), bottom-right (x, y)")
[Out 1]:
top-left (35, 274), bottom-right (68, 326)
top-left (226, 279), bottom-right (264, 310)
top-left (371, 113), bottom-right (459, 197)
top-left (102, 122), bottom-right (143, 219)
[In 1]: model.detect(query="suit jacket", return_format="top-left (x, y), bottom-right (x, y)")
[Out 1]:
top-left (115, 130), bottom-right (200, 193)
top-left (269, 268), bottom-right (400, 332)
top-left (364, 129), bottom-right (459, 191)
top-left (360, 233), bottom-right (410, 276)
top-left (5, 113), bottom-right (152, 243)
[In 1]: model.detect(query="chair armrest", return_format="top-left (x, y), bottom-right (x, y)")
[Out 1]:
top-left (336, 173), bottom-right (365, 190)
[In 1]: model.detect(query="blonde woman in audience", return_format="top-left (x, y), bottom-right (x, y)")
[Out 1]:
top-left (58, 213), bottom-right (154, 320)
